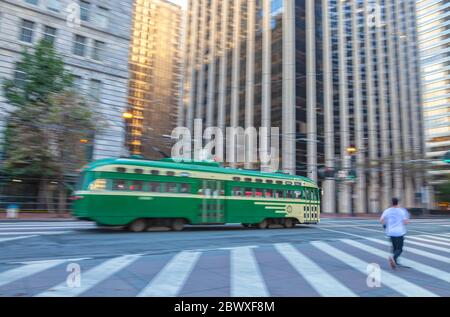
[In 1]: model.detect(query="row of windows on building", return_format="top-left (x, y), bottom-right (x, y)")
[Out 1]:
top-left (19, 19), bottom-right (106, 62)
top-left (89, 178), bottom-right (320, 201)
top-left (14, 61), bottom-right (103, 103)
top-left (24, 0), bottom-right (110, 29)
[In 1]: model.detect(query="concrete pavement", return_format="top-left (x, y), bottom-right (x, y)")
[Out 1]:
top-left (0, 218), bottom-right (449, 297)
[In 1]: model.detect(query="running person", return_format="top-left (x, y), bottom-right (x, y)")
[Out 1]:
top-left (380, 198), bottom-right (410, 269)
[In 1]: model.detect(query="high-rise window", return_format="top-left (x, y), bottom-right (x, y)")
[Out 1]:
top-left (73, 75), bottom-right (83, 90)
top-left (80, 0), bottom-right (90, 22)
top-left (14, 63), bottom-right (26, 87)
top-left (19, 19), bottom-right (35, 43)
top-left (47, 0), bottom-right (61, 12)
top-left (94, 6), bottom-right (109, 28)
top-left (92, 40), bottom-right (105, 61)
top-left (73, 34), bottom-right (87, 56)
top-left (25, 0), bottom-right (38, 5)
top-left (89, 79), bottom-right (102, 102)
top-left (43, 26), bottom-right (57, 45)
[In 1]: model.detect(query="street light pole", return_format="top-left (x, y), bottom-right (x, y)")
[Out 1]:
top-left (346, 145), bottom-right (358, 217)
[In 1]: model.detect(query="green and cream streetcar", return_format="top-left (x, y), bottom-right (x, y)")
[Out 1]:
top-left (72, 157), bottom-right (321, 232)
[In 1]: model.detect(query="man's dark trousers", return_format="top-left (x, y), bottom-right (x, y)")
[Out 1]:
top-left (390, 236), bottom-right (404, 263)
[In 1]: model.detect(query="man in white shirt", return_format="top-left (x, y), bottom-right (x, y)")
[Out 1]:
top-left (380, 198), bottom-right (410, 269)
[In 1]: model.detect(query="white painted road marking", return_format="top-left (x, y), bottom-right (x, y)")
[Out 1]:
top-left (0, 236), bottom-right (37, 243)
top-left (341, 239), bottom-right (450, 284)
top-left (138, 251), bottom-right (201, 297)
top-left (275, 243), bottom-right (357, 297)
top-left (312, 241), bottom-right (438, 297)
top-left (0, 259), bottom-right (86, 288)
top-left (37, 254), bottom-right (141, 297)
top-left (230, 247), bottom-right (269, 297)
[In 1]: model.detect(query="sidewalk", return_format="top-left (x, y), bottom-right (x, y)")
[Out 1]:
top-left (0, 212), bottom-right (75, 221)
top-left (1, 211), bottom-right (447, 222)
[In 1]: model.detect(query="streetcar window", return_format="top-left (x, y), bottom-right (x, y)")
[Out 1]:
top-left (116, 167), bottom-right (126, 173)
top-left (134, 169), bottom-right (143, 174)
top-left (113, 180), bottom-right (126, 191)
top-left (285, 181), bottom-right (293, 185)
top-left (232, 187), bottom-right (243, 196)
top-left (294, 182), bottom-right (301, 186)
top-left (130, 181), bottom-right (143, 191)
top-left (244, 188), bottom-right (253, 197)
top-left (255, 179), bottom-right (263, 183)
top-left (244, 178), bottom-right (252, 182)
top-left (276, 181), bottom-right (283, 185)
top-left (295, 191), bottom-right (302, 199)
top-left (88, 179), bottom-right (107, 191)
top-left (286, 190), bottom-right (295, 199)
top-left (180, 183), bottom-right (191, 193)
top-left (275, 190), bottom-right (284, 198)
top-left (265, 189), bottom-right (273, 198)
top-left (167, 183), bottom-right (177, 193)
top-left (255, 189), bottom-right (264, 197)
top-left (266, 180), bottom-right (273, 184)
top-left (233, 177), bottom-right (241, 181)
top-left (150, 170), bottom-right (160, 175)
top-left (148, 182), bottom-right (160, 192)
top-left (166, 171), bottom-right (175, 176)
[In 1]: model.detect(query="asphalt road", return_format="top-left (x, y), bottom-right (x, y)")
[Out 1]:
top-left (0, 218), bottom-right (449, 297)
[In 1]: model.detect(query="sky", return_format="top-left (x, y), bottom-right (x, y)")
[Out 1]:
top-left (167, 0), bottom-right (187, 9)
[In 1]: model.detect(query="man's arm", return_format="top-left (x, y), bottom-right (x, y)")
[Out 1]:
top-left (403, 209), bottom-right (410, 225)
top-left (380, 210), bottom-right (387, 224)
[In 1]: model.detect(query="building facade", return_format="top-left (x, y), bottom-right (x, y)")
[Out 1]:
top-left (416, 0), bottom-right (450, 189)
top-left (0, 0), bottom-right (132, 160)
top-left (180, 0), bottom-right (323, 174)
top-left (126, 0), bottom-right (182, 159)
top-left (181, 0), bottom-right (425, 214)
top-left (328, 0), bottom-right (425, 213)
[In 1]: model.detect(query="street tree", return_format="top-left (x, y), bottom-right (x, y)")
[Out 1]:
top-left (2, 39), bottom-right (101, 212)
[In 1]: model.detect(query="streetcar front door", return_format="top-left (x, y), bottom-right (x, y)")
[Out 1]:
top-left (200, 180), bottom-right (225, 223)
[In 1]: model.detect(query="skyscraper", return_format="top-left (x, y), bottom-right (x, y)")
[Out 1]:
top-left (416, 0), bottom-right (450, 191)
top-left (180, 0), bottom-right (323, 175)
top-left (328, 0), bottom-right (425, 213)
top-left (126, 0), bottom-right (183, 159)
top-left (181, 0), bottom-right (425, 214)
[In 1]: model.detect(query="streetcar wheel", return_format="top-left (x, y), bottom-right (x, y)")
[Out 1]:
top-left (242, 223), bottom-right (251, 228)
top-left (128, 219), bottom-right (147, 232)
top-left (284, 218), bottom-right (294, 228)
top-left (171, 219), bottom-right (185, 231)
top-left (257, 219), bottom-right (268, 229)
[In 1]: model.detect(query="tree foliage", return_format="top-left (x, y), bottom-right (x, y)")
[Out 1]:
top-left (1, 39), bottom-right (101, 211)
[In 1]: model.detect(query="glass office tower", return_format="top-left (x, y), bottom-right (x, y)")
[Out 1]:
top-left (416, 0), bottom-right (450, 196)
top-left (127, 0), bottom-right (182, 159)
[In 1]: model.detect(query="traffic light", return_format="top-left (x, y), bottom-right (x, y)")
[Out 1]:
top-left (318, 167), bottom-right (335, 179)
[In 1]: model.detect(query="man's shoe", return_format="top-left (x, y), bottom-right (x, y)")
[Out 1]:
top-left (389, 257), bottom-right (397, 269)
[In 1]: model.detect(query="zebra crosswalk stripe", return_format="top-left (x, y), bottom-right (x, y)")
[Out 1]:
top-left (275, 243), bottom-right (357, 297)
top-left (311, 241), bottom-right (438, 297)
top-left (366, 237), bottom-right (450, 264)
top-left (417, 235), bottom-right (450, 243)
top-left (37, 254), bottom-right (141, 297)
top-left (341, 239), bottom-right (450, 284)
top-left (138, 251), bottom-right (201, 297)
top-left (409, 236), bottom-right (450, 247)
top-left (0, 236), bottom-right (37, 243)
top-left (230, 247), bottom-right (269, 297)
top-left (0, 259), bottom-right (82, 288)
top-left (0, 231), bottom-right (71, 236)
top-left (405, 239), bottom-right (450, 254)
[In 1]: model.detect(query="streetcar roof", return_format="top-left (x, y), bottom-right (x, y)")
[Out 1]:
top-left (82, 157), bottom-right (318, 187)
